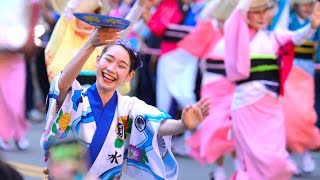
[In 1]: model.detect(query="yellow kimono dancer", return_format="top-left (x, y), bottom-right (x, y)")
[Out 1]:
top-left (45, 0), bottom-right (144, 94)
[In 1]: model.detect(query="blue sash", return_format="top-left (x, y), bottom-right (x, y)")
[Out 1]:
top-left (87, 84), bottom-right (118, 166)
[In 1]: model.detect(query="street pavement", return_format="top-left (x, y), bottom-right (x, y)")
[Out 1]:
top-left (1, 120), bottom-right (320, 180)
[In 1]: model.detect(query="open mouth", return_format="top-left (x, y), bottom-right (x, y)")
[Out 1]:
top-left (102, 72), bottom-right (116, 82)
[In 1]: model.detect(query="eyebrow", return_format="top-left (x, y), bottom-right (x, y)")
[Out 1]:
top-left (105, 54), bottom-right (130, 67)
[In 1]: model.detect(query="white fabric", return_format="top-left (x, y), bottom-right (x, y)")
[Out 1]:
top-left (40, 74), bottom-right (178, 180)
top-left (231, 30), bottom-right (284, 109)
top-left (0, 0), bottom-right (31, 50)
top-left (156, 48), bottom-right (198, 112)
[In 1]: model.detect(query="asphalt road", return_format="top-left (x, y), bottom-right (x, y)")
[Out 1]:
top-left (1, 121), bottom-right (319, 180)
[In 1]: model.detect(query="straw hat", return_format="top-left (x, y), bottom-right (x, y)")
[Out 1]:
top-left (50, 0), bottom-right (111, 15)
top-left (231, 0), bottom-right (274, 10)
top-left (211, 0), bottom-right (237, 21)
top-left (76, 0), bottom-right (101, 13)
top-left (292, 0), bottom-right (315, 4)
top-left (50, 0), bottom-right (69, 14)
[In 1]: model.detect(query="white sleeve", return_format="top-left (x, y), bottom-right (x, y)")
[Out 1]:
top-left (292, 24), bottom-right (316, 45)
top-left (273, 0), bottom-right (290, 31)
top-left (121, 2), bottom-right (146, 38)
top-left (198, 0), bottom-right (222, 20)
top-left (63, 0), bottom-right (81, 20)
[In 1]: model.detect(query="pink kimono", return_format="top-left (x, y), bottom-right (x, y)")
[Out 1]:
top-left (0, 0), bottom-right (39, 143)
top-left (224, 1), bottom-right (299, 179)
top-left (281, 67), bottom-right (320, 153)
top-left (179, 20), bottom-right (236, 164)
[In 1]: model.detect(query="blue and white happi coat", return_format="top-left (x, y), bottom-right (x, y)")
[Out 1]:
top-left (40, 74), bottom-right (178, 180)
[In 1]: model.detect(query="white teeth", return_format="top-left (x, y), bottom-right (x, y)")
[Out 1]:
top-left (102, 73), bottom-right (116, 81)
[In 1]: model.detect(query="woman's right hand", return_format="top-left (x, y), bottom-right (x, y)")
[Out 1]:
top-left (311, 2), bottom-right (320, 30)
top-left (88, 27), bottom-right (121, 47)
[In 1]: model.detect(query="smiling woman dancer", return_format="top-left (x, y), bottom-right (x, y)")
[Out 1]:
top-left (40, 23), bottom-right (210, 179)
top-left (45, 0), bottom-right (146, 95)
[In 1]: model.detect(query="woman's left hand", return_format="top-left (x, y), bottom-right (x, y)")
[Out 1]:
top-left (88, 27), bottom-right (121, 47)
top-left (311, 2), bottom-right (320, 29)
top-left (181, 98), bottom-right (210, 129)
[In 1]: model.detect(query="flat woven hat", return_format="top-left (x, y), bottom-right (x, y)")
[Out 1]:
top-left (231, 0), bottom-right (274, 10)
top-left (211, 0), bottom-right (237, 21)
top-left (73, 0), bottom-right (111, 15)
top-left (50, 0), bottom-right (69, 14)
top-left (292, 0), bottom-right (315, 4)
top-left (50, 0), bottom-right (111, 15)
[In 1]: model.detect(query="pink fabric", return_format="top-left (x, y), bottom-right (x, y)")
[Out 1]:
top-left (232, 94), bottom-right (295, 180)
top-left (109, 7), bottom-right (121, 17)
top-left (186, 78), bottom-right (236, 164)
top-left (147, 0), bottom-right (183, 37)
top-left (271, 29), bottom-right (295, 48)
top-left (223, 7), bottom-right (250, 82)
top-left (281, 67), bottom-right (320, 153)
top-left (230, 171), bottom-right (248, 180)
top-left (0, 53), bottom-right (30, 141)
top-left (148, 0), bottom-right (184, 55)
top-left (178, 20), bottom-right (218, 58)
top-left (202, 30), bottom-right (223, 60)
top-left (160, 41), bottom-right (178, 55)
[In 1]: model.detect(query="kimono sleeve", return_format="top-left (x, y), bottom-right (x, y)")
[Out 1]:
top-left (178, 20), bottom-right (215, 58)
top-left (223, 0), bottom-right (250, 82)
top-left (271, 19), bottom-right (315, 48)
top-left (40, 74), bottom-right (83, 152)
top-left (123, 97), bottom-right (178, 180)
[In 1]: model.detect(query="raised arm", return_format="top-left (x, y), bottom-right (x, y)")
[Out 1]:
top-left (294, 2), bottom-right (320, 44)
top-left (121, 0), bottom-right (147, 38)
top-left (276, 2), bottom-right (320, 46)
top-left (223, 0), bottom-right (252, 82)
top-left (57, 28), bottom-right (120, 105)
top-left (198, 0), bottom-right (221, 20)
top-left (158, 98), bottom-right (210, 136)
top-left (311, 2), bottom-right (320, 30)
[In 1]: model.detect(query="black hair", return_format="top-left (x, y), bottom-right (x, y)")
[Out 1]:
top-left (99, 40), bottom-right (143, 72)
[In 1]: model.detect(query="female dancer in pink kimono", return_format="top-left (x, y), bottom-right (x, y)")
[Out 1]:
top-left (178, 0), bottom-right (238, 179)
top-left (224, 0), bottom-right (320, 179)
top-left (0, 0), bottom-right (39, 151)
top-left (40, 23), bottom-right (210, 179)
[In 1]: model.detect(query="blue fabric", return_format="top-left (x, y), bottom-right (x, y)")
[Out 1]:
top-left (87, 84), bottom-right (118, 166)
top-left (289, 12), bottom-right (310, 31)
top-left (315, 73), bottom-right (320, 128)
top-left (183, 3), bottom-right (204, 26)
top-left (269, 0), bottom-right (286, 31)
top-left (289, 11), bottom-right (318, 74)
top-left (293, 59), bottom-right (315, 76)
top-left (52, 12), bottom-right (60, 22)
top-left (315, 28), bottom-right (320, 63)
top-left (313, 28), bottom-right (320, 126)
